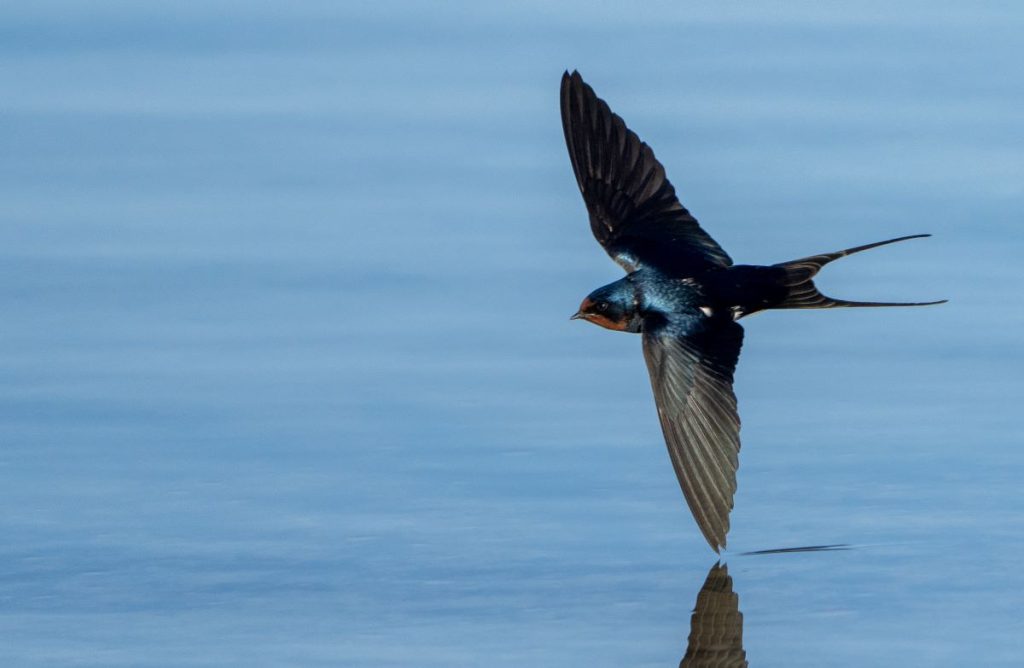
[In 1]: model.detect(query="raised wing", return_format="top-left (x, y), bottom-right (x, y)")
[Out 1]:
top-left (560, 70), bottom-right (732, 276)
top-left (642, 314), bottom-right (744, 552)
top-left (680, 563), bottom-right (748, 668)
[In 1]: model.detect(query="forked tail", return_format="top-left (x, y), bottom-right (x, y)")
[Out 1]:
top-left (773, 234), bottom-right (947, 309)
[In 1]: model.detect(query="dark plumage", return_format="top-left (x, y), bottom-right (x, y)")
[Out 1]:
top-left (562, 70), bottom-right (945, 551)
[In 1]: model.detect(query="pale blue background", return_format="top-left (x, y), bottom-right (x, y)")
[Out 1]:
top-left (1, 1), bottom-right (1022, 665)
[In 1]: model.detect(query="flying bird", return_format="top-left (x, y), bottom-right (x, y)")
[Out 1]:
top-left (561, 70), bottom-right (944, 552)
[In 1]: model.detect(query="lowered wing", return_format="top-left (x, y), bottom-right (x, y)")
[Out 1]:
top-left (642, 313), bottom-right (744, 551)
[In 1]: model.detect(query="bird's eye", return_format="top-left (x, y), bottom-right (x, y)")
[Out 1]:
top-left (597, 301), bottom-right (609, 312)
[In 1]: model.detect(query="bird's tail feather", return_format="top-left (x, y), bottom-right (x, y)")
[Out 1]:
top-left (772, 234), bottom-right (947, 309)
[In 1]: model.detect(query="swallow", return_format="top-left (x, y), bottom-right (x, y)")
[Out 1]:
top-left (562, 70), bottom-right (945, 552)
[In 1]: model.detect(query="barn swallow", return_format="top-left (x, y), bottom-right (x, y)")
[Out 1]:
top-left (561, 70), bottom-right (945, 552)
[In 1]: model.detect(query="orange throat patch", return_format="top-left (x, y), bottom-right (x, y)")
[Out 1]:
top-left (584, 312), bottom-right (630, 331)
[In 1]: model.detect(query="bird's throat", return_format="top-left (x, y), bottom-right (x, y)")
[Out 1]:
top-left (584, 313), bottom-right (631, 331)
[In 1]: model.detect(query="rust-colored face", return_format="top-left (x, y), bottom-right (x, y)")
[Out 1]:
top-left (571, 296), bottom-right (631, 331)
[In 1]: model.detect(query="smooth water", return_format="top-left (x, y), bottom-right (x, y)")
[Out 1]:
top-left (1, 2), bottom-right (1022, 665)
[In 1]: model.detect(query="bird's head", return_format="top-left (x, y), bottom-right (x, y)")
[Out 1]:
top-left (571, 282), bottom-right (639, 332)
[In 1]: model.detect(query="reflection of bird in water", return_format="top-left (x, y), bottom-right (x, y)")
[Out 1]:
top-left (680, 563), bottom-right (748, 668)
top-left (562, 70), bottom-right (945, 551)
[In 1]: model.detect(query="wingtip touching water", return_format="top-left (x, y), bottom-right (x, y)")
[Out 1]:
top-left (561, 69), bottom-right (946, 553)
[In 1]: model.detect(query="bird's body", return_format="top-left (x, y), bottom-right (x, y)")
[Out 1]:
top-left (561, 71), bottom-right (944, 551)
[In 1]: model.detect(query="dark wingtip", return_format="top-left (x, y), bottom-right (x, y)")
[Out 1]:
top-left (561, 70), bottom-right (586, 103)
top-left (562, 69), bottom-right (585, 89)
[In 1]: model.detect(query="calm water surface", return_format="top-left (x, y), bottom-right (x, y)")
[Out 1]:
top-left (1, 2), bottom-right (1022, 665)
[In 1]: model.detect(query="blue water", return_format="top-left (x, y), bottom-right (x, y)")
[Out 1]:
top-left (1, 2), bottom-right (1022, 665)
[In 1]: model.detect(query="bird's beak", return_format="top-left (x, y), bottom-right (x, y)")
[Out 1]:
top-left (571, 297), bottom-right (593, 321)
